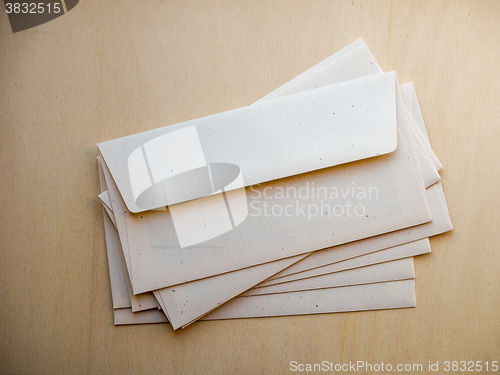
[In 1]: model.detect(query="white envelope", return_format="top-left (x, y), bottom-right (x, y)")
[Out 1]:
top-left (98, 72), bottom-right (398, 213)
top-left (98, 40), bottom-right (451, 328)
top-left (100, 40), bottom-right (442, 328)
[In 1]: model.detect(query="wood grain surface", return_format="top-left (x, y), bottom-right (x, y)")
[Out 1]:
top-left (1, 1), bottom-right (499, 374)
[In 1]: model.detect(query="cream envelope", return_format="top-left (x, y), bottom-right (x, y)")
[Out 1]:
top-left (101, 41), bottom-right (442, 328)
top-left (201, 280), bottom-right (417, 321)
top-left (239, 258), bottom-right (416, 296)
top-left (253, 238), bottom-right (430, 289)
top-left (100, 193), bottom-right (428, 328)
top-left (100, 184), bottom-right (417, 326)
top-left (98, 40), bottom-right (450, 328)
top-left (99, 161), bottom-right (442, 327)
top-left (120, 175), bottom-right (448, 328)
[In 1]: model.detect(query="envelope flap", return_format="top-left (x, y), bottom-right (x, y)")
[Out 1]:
top-left (98, 72), bottom-right (397, 213)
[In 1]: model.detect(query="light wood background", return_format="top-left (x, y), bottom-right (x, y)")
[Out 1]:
top-left (1, 1), bottom-right (499, 374)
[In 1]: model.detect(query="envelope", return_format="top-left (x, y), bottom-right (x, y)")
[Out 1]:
top-left (240, 258), bottom-right (416, 296)
top-left (100, 193), bottom-right (429, 327)
top-left (100, 181), bottom-right (419, 325)
top-left (98, 44), bottom-right (434, 295)
top-left (99, 40), bottom-right (444, 328)
top-left (98, 40), bottom-right (451, 328)
top-left (200, 280), bottom-right (417, 321)
top-left (253, 238), bottom-right (430, 289)
top-left (98, 162), bottom-right (130, 310)
top-left (99, 159), bottom-right (160, 312)
top-left (99, 72), bottom-right (399, 213)
top-left (102, 207), bottom-right (419, 326)
top-left (100, 173), bottom-right (449, 327)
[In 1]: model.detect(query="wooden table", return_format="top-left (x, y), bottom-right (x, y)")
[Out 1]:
top-left (1, 1), bottom-right (498, 374)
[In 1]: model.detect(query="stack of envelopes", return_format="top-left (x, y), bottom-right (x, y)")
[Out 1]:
top-left (96, 39), bottom-right (452, 329)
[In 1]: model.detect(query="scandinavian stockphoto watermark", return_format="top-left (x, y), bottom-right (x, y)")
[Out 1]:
top-left (248, 181), bottom-right (379, 221)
